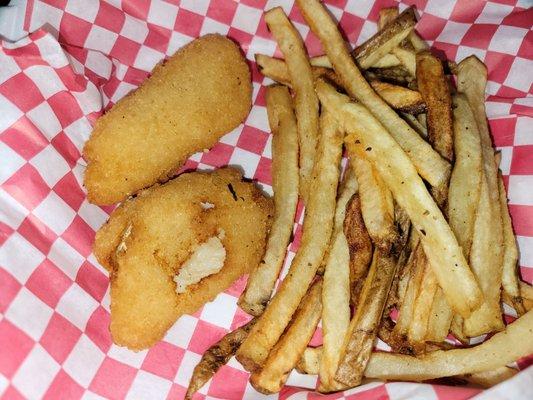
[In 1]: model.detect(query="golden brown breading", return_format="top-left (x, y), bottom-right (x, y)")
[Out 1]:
top-left (94, 168), bottom-right (273, 350)
top-left (83, 34), bottom-right (252, 205)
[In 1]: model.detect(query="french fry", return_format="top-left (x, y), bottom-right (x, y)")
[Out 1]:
top-left (265, 7), bottom-right (319, 202)
top-left (457, 57), bottom-right (504, 336)
top-left (409, 32), bottom-right (429, 52)
top-left (250, 279), bottom-right (323, 394)
top-left (365, 310), bottom-right (533, 380)
top-left (236, 109), bottom-right (343, 372)
top-left (519, 282), bottom-right (533, 311)
top-left (297, 0), bottom-right (451, 189)
top-left (425, 287), bottom-right (454, 343)
top-left (378, 7), bottom-right (399, 30)
top-left (296, 346), bottom-right (321, 375)
top-left (185, 319), bottom-right (256, 399)
top-left (402, 112), bottom-right (428, 138)
top-left (239, 86), bottom-right (299, 316)
top-left (319, 166), bottom-right (357, 392)
top-left (317, 80), bottom-right (482, 318)
top-left (391, 47), bottom-right (416, 77)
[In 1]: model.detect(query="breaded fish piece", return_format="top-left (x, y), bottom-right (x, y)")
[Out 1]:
top-left (94, 168), bottom-right (273, 350)
top-left (84, 35), bottom-right (252, 205)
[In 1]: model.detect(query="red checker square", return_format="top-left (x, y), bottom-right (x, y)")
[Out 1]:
top-left (123, 66), bottom-right (149, 86)
top-left (461, 24), bottom-right (499, 50)
top-left (55, 65), bottom-right (88, 92)
top-left (304, 30), bottom-right (324, 58)
top-left (53, 172), bottom-right (85, 211)
top-left (339, 13), bottom-right (364, 48)
top-left (7, 42), bottom-right (47, 70)
top-left (63, 217), bottom-right (95, 258)
top-left (521, 267), bottom-right (533, 283)
top-left (89, 358), bottom-right (138, 400)
top-left (86, 306), bottom-right (112, 353)
top-left (254, 85), bottom-right (267, 107)
top-left (255, 14), bottom-right (271, 40)
top-left (110, 36), bottom-right (142, 67)
top-left (1, 116), bottom-right (48, 160)
top-left (288, 4), bottom-right (306, 25)
top-left (61, 44), bottom-right (88, 67)
top-left (208, 366), bottom-right (248, 399)
top-left (230, 308), bottom-right (252, 331)
top-left (1, 386), bottom-right (26, 400)
top-left (0, 221), bottom-right (14, 246)
top-left (188, 320), bottom-right (227, 354)
top-left (59, 13), bottom-right (94, 48)
top-left (26, 258), bottom-right (71, 309)
top-left (122, 0), bottom-right (151, 20)
top-left (344, 384), bottom-right (388, 400)
top-left (0, 73), bottom-right (44, 113)
top-left (251, 59), bottom-right (266, 84)
top-left (76, 262), bottom-right (108, 302)
top-left (0, 320), bottom-right (34, 378)
top-left (40, 313), bottom-right (82, 364)
top-left (324, 0), bottom-right (348, 8)
top-left (141, 341), bottom-right (184, 380)
top-left (450, 0), bottom-right (485, 23)
top-left (510, 145), bottom-right (533, 175)
top-left (39, 0), bottom-right (67, 9)
top-left (431, 385), bottom-right (482, 400)
top-left (94, 1), bottom-right (126, 33)
top-left (308, 392), bottom-right (342, 400)
top-left (18, 214), bottom-right (56, 255)
top-left (2, 164), bottom-right (50, 210)
top-left (509, 205), bottom-right (533, 237)
top-left (43, 369), bottom-right (84, 400)
top-left (290, 224), bottom-right (303, 252)
top-left (145, 25), bottom-right (172, 54)
top-left (253, 156), bottom-right (272, 186)
top-left (280, 386), bottom-right (302, 400)
top-left (510, 103), bottom-right (533, 118)
top-left (166, 384), bottom-right (186, 400)
top-left (207, 0), bottom-right (238, 25)
top-left (432, 42), bottom-right (458, 61)
top-left (199, 142), bottom-right (234, 168)
top-left (228, 27), bottom-right (254, 54)
top-left (47, 91), bottom-right (84, 128)
top-left (51, 131), bottom-right (81, 167)
top-left (0, 268), bottom-right (21, 314)
top-left (484, 51), bottom-right (515, 84)
top-left (225, 274), bottom-right (248, 298)
top-left (309, 326), bottom-right (322, 347)
top-left (240, 0), bottom-right (268, 8)
top-left (497, 85), bottom-right (527, 98)
top-left (489, 117), bottom-right (516, 147)
top-left (416, 14), bottom-right (447, 41)
top-left (502, 8), bottom-right (533, 29)
top-left (175, 9), bottom-right (204, 38)
top-left (102, 76), bottom-right (121, 102)
top-left (517, 30), bottom-right (533, 60)
top-left (237, 126), bottom-right (269, 154)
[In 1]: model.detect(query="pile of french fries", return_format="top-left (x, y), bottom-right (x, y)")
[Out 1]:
top-left (186, 1), bottom-right (533, 397)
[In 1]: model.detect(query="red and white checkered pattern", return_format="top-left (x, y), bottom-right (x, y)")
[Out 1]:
top-left (0, 0), bottom-right (532, 399)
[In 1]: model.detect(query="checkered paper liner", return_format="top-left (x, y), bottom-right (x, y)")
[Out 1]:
top-left (0, 0), bottom-right (532, 399)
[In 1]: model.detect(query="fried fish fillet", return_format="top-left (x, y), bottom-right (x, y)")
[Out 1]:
top-left (83, 34), bottom-right (252, 205)
top-left (94, 168), bottom-right (273, 350)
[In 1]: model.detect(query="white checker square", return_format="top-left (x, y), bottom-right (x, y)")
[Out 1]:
top-left (126, 371), bottom-right (172, 400)
top-left (147, 0), bottom-right (178, 30)
top-left (64, 335), bottom-right (106, 388)
top-left (385, 382), bottom-right (439, 400)
top-left (497, 146), bottom-right (513, 176)
top-left (72, 83), bottom-right (103, 115)
top-left (110, 81), bottom-right (136, 103)
top-left (26, 101), bottom-right (62, 140)
top-left (517, 236), bottom-right (533, 267)
top-left (56, 284), bottom-right (99, 331)
top-left (174, 351), bottom-right (201, 386)
top-left (327, 4), bottom-right (344, 21)
top-left (357, 20), bottom-right (378, 46)
top-left (164, 314), bottom-right (198, 348)
top-left (33, 192), bottom-right (76, 235)
top-left (64, 117), bottom-right (94, 153)
top-left (476, 2), bottom-right (514, 24)
top-left (292, 21), bottom-right (310, 44)
top-left (229, 148), bottom-right (261, 179)
top-left (0, 94), bottom-right (23, 133)
top-left (0, 51), bottom-right (21, 82)
top-left (35, 33), bottom-right (70, 69)
top-left (262, 134), bottom-right (273, 159)
top-left (246, 105), bottom-right (269, 132)
top-left (346, 0), bottom-right (373, 19)
top-left (85, 50), bottom-right (113, 79)
top-left (30, 145), bottom-right (70, 187)
top-left (219, 125), bottom-right (243, 147)
top-left (100, 285), bottom-right (110, 312)
top-left (48, 238), bottom-right (84, 280)
top-left (508, 175), bottom-right (533, 206)
top-left (200, 17), bottom-right (230, 36)
top-left (84, 25), bottom-right (119, 54)
top-left (72, 163), bottom-right (85, 189)
top-left (243, 381), bottom-right (277, 399)
top-left (0, 232), bottom-right (44, 283)
top-left (200, 293), bottom-right (237, 329)
top-left (455, 46), bottom-right (486, 63)
top-left (24, 66), bottom-right (66, 99)
top-left (78, 200), bottom-right (109, 231)
top-left (504, 57), bottom-right (533, 92)
top-left (12, 345), bottom-right (60, 399)
top-left (107, 344), bottom-right (148, 369)
top-left (5, 287), bottom-right (53, 341)
top-left (285, 369), bottom-right (316, 389)
top-left (65, 0), bottom-right (99, 23)
top-left (120, 15), bottom-right (149, 43)
top-left (488, 25), bottom-right (528, 55)
top-left (0, 141), bottom-right (25, 184)
top-left (167, 31), bottom-right (193, 56)
top-left (81, 391), bottom-right (107, 400)
top-left (133, 45), bottom-right (165, 72)
top-left (486, 101), bottom-right (511, 119)
top-left (232, 3), bottom-right (262, 34)
top-left (180, 0), bottom-right (210, 15)
top-left (249, 36), bottom-right (277, 57)
top-left (486, 79), bottom-right (501, 96)
top-left (424, 0), bottom-right (455, 19)
top-left (436, 21), bottom-right (470, 45)
top-left (0, 374), bottom-right (7, 396)
top-left (514, 117), bottom-right (533, 145)
top-left (29, 2), bottom-right (63, 39)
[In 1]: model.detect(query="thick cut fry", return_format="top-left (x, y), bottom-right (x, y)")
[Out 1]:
top-left (351, 155), bottom-right (395, 252)
top-left (392, 47), bottom-right (416, 77)
top-left (402, 112), bottom-right (428, 138)
top-left (236, 111), bottom-right (343, 372)
top-left (265, 7), bottom-right (319, 202)
top-left (185, 319), bottom-right (256, 399)
top-left (335, 250), bottom-right (399, 386)
top-left (459, 366), bottom-right (518, 388)
top-left (319, 167), bottom-right (357, 392)
top-left (239, 86), bottom-right (299, 316)
top-left (250, 280), bottom-right (323, 394)
top-left (297, 0), bottom-right (450, 189)
top-left (296, 346), bottom-right (321, 375)
top-left (519, 282), bottom-right (533, 311)
top-left (365, 310), bottom-right (533, 380)
top-left (498, 172), bottom-right (525, 315)
top-left (409, 32), bottom-right (429, 52)
top-left (317, 81), bottom-right (482, 318)
top-left (344, 194), bottom-right (373, 307)
top-left (425, 287), bottom-right (453, 343)
top-left (378, 7), bottom-right (399, 30)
